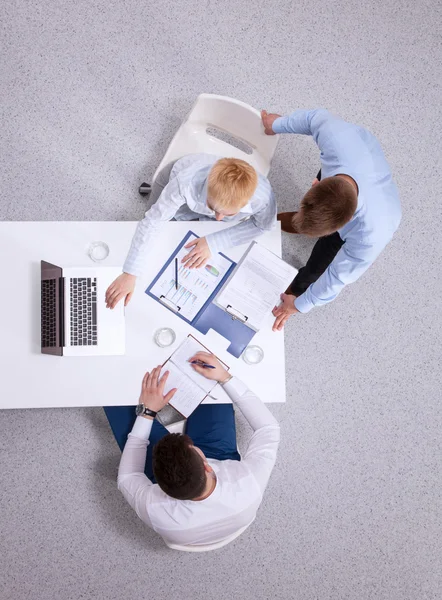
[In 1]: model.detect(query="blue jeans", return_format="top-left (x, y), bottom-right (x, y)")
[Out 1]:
top-left (104, 404), bottom-right (241, 483)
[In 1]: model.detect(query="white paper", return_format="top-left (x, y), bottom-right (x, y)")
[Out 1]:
top-left (150, 234), bottom-right (232, 321)
top-left (216, 243), bottom-right (297, 330)
top-left (161, 362), bottom-right (205, 419)
top-left (170, 336), bottom-right (217, 394)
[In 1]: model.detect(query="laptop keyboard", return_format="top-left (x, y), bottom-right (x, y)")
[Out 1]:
top-left (41, 279), bottom-right (57, 347)
top-left (70, 278), bottom-right (98, 346)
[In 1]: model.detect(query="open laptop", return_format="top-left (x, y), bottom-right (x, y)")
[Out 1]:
top-left (41, 260), bottom-right (125, 356)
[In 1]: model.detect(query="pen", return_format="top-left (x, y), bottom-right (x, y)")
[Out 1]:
top-left (191, 360), bottom-right (216, 369)
top-left (175, 257), bottom-right (178, 290)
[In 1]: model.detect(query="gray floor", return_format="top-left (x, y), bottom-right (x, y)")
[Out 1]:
top-left (1, 1), bottom-right (441, 599)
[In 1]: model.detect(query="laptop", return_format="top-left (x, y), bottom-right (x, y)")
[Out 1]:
top-left (41, 260), bottom-right (125, 356)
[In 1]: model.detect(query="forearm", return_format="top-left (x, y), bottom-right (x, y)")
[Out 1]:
top-left (272, 109), bottom-right (334, 149)
top-left (205, 218), bottom-right (273, 255)
top-left (294, 247), bottom-right (376, 313)
top-left (223, 377), bottom-right (280, 492)
top-left (123, 217), bottom-right (165, 277)
top-left (123, 179), bottom-right (185, 276)
top-left (223, 377), bottom-right (279, 431)
top-left (117, 417), bottom-right (153, 482)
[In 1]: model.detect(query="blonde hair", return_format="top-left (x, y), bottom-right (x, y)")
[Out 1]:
top-left (207, 158), bottom-right (258, 212)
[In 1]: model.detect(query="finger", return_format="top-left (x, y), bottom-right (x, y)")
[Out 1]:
top-left (272, 315), bottom-right (283, 332)
top-left (124, 291), bottom-right (133, 306)
top-left (164, 388), bottom-right (177, 403)
top-left (277, 315), bottom-right (289, 331)
top-left (193, 257), bottom-right (206, 269)
top-left (147, 366), bottom-right (159, 388)
top-left (107, 292), bottom-right (125, 309)
top-left (181, 250), bottom-right (197, 264)
top-left (278, 313), bottom-right (290, 330)
top-left (105, 288), bottom-right (118, 305)
top-left (105, 285), bottom-right (115, 302)
top-left (191, 363), bottom-right (207, 376)
top-left (106, 286), bottom-right (124, 304)
top-left (184, 240), bottom-right (197, 249)
top-left (152, 365), bottom-right (162, 387)
top-left (142, 371), bottom-right (150, 389)
top-left (186, 256), bottom-right (200, 269)
top-left (273, 305), bottom-right (284, 317)
top-left (158, 370), bottom-right (169, 393)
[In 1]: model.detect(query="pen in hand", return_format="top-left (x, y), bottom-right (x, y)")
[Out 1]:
top-left (190, 360), bottom-right (216, 369)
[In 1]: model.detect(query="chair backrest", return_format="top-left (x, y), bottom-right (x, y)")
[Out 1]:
top-left (152, 94), bottom-right (279, 181)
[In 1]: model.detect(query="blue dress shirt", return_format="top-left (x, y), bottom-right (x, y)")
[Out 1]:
top-left (272, 110), bottom-right (402, 313)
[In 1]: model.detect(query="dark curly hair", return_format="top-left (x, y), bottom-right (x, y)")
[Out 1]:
top-left (152, 433), bottom-right (207, 500)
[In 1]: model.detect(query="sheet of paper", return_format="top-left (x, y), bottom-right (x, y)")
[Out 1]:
top-left (170, 336), bottom-right (219, 394)
top-left (161, 362), bottom-right (206, 419)
top-left (216, 243), bottom-right (297, 330)
top-left (150, 234), bottom-right (232, 321)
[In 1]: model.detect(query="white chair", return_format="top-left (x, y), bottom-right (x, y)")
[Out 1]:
top-left (138, 93), bottom-right (279, 195)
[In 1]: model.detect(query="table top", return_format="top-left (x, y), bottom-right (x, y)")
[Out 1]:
top-left (0, 221), bottom-right (288, 409)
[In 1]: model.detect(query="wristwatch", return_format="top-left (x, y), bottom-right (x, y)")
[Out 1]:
top-left (135, 404), bottom-right (157, 418)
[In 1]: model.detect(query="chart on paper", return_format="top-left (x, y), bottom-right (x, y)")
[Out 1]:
top-left (149, 234), bottom-right (232, 321)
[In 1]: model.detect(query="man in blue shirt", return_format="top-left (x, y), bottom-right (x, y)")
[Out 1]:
top-left (261, 109), bottom-right (402, 330)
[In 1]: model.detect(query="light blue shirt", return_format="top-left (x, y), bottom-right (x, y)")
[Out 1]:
top-left (124, 154), bottom-right (276, 277)
top-left (273, 110), bottom-right (402, 313)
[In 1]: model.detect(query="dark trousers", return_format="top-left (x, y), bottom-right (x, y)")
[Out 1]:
top-left (289, 169), bottom-right (344, 296)
top-left (104, 404), bottom-right (241, 483)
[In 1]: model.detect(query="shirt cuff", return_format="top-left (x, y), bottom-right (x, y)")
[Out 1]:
top-left (271, 116), bottom-right (287, 134)
top-left (122, 260), bottom-right (142, 278)
top-left (205, 232), bottom-right (222, 255)
top-left (130, 416), bottom-right (154, 440)
top-left (223, 376), bottom-right (249, 397)
top-left (294, 293), bottom-right (314, 314)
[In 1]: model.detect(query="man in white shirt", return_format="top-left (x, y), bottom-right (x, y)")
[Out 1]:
top-left (105, 153), bottom-right (276, 309)
top-left (105, 352), bottom-right (280, 551)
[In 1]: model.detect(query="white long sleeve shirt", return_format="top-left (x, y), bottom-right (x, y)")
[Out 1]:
top-left (117, 377), bottom-right (280, 551)
top-left (123, 154), bottom-right (276, 277)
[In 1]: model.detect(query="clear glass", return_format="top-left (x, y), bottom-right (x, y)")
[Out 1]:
top-left (87, 241), bottom-right (110, 262)
top-left (242, 344), bottom-right (264, 365)
top-left (154, 327), bottom-right (176, 348)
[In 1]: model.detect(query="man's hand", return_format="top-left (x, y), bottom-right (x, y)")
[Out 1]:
top-left (105, 273), bottom-right (136, 309)
top-left (272, 293), bottom-right (300, 331)
top-left (138, 366), bottom-right (177, 416)
top-left (261, 110), bottom-right (281, 135)
top-left (189, 351), bottom-right (230, 383)
top-left (182, 237), bottom-right (212, 269)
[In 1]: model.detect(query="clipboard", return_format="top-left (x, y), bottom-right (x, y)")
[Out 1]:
top-left (160, 334), bottom-right (230, 419)
top-left (145, 231), bottom-right (257, 357)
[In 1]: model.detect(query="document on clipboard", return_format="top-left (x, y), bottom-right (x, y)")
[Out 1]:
top-left (148, 233), bottom-right (233, 321)
top-left (160, 335), bottom-right (229, 418)
top-left (213, 242), bottom-right (297, 331)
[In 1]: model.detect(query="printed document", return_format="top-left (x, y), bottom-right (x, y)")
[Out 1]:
top-left (150, 234), bottom-right (232, 321)
top-left (215, 242), bottom-right (297, 330)
top-left (160, 336), bottom-right (229, 418)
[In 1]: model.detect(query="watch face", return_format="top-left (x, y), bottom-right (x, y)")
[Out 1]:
top-left (135, 404), bottom-right (144, 416)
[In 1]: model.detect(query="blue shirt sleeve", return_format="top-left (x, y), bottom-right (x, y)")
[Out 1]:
top-left (294, 239), bottom-right (384, 313)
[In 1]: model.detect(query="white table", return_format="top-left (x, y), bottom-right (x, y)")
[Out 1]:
top-left (0, 222), bottom-right (287, 409)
